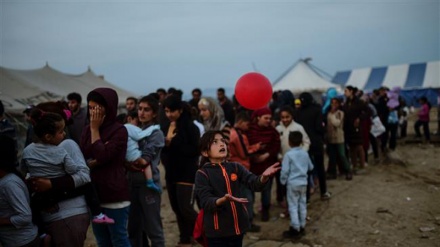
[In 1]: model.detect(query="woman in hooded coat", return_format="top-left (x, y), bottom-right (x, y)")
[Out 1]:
top-left (80, 88), bottom-right (131, 247)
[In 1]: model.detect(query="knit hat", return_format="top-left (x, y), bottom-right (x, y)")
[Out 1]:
top-left (251, 107), bottom-right (272, 121)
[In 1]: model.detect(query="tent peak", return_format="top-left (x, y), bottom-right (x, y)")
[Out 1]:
top-left (302, 57), bottom-right (312, 64)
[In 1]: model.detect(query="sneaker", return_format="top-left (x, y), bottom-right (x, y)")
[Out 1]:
top-left (92, 214), bottom-right (115, 224)
top-left (354, 168), bottom-right (366, 175)
top-left (345, 172), bottom-right (353, 181)
top-left (282, 227), bottom-right (301, 239)
top-left (321, 192), bottom-right (332, 200)
top-left (248, 223), bottom-right (261, 232)
top-left (146, 179), bottom-right (162, 193)
top-left (279, 210), bottom-right (290, 219)
top-left (299, 227), bottom-right (305, 235)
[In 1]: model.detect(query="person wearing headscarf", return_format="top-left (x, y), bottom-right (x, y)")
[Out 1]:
top-left (246, 107), bottom-right (280, 221)
top-left (198, 97), bottom-right (231, 143)
top-left (322, 87), bottom-right (338, 115)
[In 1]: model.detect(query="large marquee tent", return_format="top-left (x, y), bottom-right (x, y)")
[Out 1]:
top-left (332, 61), bottom-right (440, 106)
top-left (272, 59), bottom-right (340, 93)
top-left (0, 64), bottom-right (137, 114)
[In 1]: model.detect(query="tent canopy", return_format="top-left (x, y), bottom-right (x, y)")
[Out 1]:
top-left (0, 64), bottom-right (137, 113)
top-left (272, 59), bottom-right (341, 93)
top-left (332, 61), bottom-right (439, 91)
top-left (332, 61), bottom-right (440, 106)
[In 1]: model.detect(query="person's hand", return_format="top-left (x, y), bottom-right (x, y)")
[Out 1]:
top-left (354, 118), bottom-right (360, 127)
top-left (261, 162), bottom-right (281, 183)
top-left (165, 122), bottom-right (177, 146)
top-left (253, 152), bottom-right (269, 163)
top-left (30, 177), bottom-right (52, 192)
top-left (225, 194), bottom-right (248, 204)
top-left (254, 142), bottom-right (263, 150)
top-left (135, 158), bottom-right (148, 166)
top-left (90, 105), bottom-right (105, 130)
top-left (87, 159), bottom-right (98, 169)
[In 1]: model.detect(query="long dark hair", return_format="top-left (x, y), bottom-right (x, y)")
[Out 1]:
top-left (199, 130), bottom-right (225, 167)
top-left (161, 95), bottom-right (193, 135)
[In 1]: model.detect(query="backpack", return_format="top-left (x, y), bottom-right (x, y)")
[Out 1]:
top-left (193, 208), bottom-right (208, 247)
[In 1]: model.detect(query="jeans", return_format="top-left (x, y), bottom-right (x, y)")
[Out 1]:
top-left (128, 180), bottom-right (164, 247)
top-left (92, 206), bottom-right (131, 247)
top-left (286, 185), bottom-right (307, 230)
top-left (415, 120), bottom-right (430, 141)
top-left (206, 234), bottom-right (244, 247)
top-left (252, 178), bottom-right (273, 209)
top-left (349, 144), bottom-right (365, 169)
top-left (309, 151), bottom-right (327, 196)
top-left (327, 143), bottom-right (351, 175)
top-left (368, 133), bottom-right (379, 160)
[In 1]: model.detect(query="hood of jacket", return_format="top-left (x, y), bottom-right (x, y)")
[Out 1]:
top-left (87, 87), bottom-right (118, 128)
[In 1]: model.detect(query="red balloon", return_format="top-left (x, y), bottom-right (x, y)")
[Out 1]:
top-left (235, 72), bottom-right (273, 110)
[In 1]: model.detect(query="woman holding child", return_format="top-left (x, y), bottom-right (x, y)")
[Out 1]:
top-left (127, 95), bottom-right (165, 247)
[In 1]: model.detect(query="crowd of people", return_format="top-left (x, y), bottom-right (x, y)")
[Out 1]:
top-left (0, 85), bottom-right (438, 247)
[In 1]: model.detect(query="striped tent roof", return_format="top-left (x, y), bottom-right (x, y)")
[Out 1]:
top-left (332, 61), bottom-right (440, 91)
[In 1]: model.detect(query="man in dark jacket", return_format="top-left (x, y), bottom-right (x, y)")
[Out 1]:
top-left (295, 92), bottom-right (331, 200)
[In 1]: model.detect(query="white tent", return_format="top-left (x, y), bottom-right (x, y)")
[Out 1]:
top-left (0, 64), bottom-right (137, 113)
top-left (272, 59), bottom-right (340, 92)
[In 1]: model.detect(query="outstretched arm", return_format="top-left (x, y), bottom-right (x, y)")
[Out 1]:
top-left (260, 162), bottom-right (281, 183)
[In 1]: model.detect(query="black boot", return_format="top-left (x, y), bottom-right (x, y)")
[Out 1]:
top-left (261, 208), bottom-right (269, 222)
top-left (282, 227), bottom-right (301, 239)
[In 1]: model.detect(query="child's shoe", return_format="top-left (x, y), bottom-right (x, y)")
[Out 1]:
top-left (282, 227), bottom-right (301, 239)
top-left (321, 191), bottom-right (332, 200)
top-left (279, 209), bottom-right (290, 219)
top-left (146, 179), bottom-right (162, 193)
top-left (92, 213), bottom-right (115, 224)
top-left (40, 233), bottom-right (52, 247)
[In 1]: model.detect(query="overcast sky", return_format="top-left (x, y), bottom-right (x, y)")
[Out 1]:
top-left (1, 0), bottom-right (439, 98)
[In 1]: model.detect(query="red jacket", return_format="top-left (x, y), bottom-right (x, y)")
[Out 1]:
top-left (246, 123), bottom-right (280, 175)
top-left (228, 127), bottom-right (260, 170)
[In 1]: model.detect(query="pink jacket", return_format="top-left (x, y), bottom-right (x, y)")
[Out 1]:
top-left (418, 103), bottom-right (430, 122)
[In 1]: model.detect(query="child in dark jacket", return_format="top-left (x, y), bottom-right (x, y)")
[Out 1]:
top-left (195, 130), bottom-right (280, 247)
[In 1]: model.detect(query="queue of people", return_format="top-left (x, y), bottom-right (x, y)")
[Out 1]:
top-left (0, 84), bottom-right (437, 247)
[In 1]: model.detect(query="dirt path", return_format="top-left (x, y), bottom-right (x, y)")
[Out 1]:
top-left (84, 143), bottom-right (440, 247)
